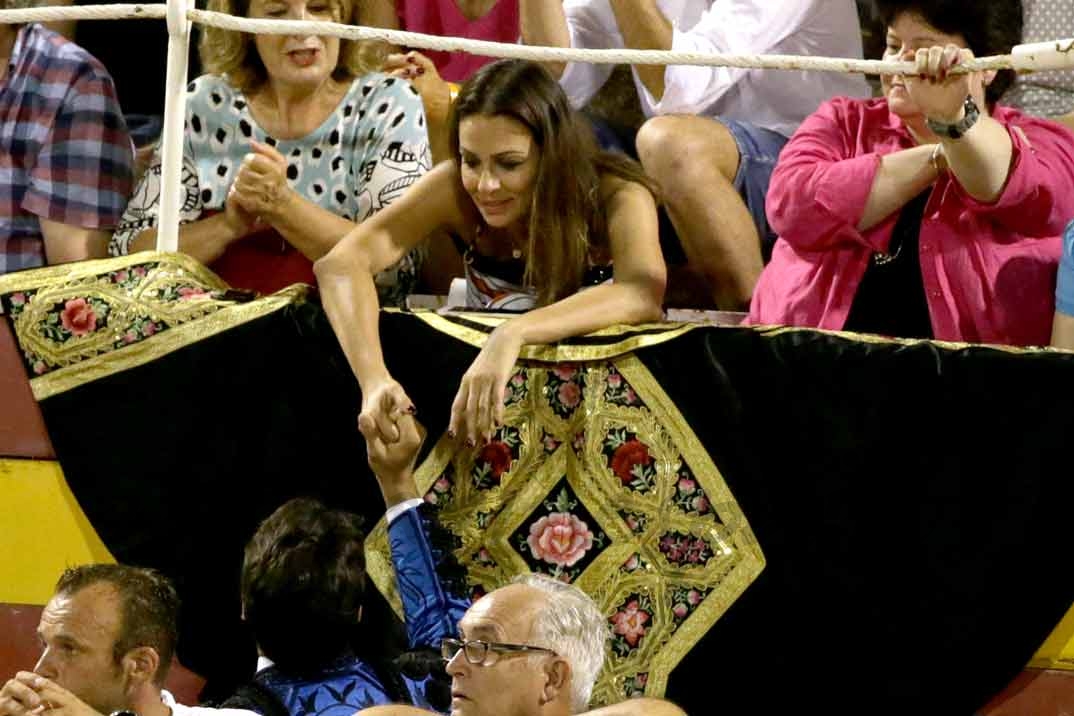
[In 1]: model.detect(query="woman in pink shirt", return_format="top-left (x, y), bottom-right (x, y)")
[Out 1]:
top-left (748, 0), bottom-right (1074, 347)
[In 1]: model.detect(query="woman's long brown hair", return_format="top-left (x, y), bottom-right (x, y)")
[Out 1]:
top-left (449, 59), bottom-right (658, 306)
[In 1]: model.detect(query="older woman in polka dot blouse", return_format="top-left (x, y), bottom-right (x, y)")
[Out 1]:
top-left (110, 0), bottom-right (430, 301)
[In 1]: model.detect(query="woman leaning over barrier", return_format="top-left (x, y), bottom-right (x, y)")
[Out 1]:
top-left (315, 58), bottom-right (666, 448)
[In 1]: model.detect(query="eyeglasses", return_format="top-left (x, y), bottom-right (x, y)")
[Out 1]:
top-left (441, 637), bottom-right (557, 665)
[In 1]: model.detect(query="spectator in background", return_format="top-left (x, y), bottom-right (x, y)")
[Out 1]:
top-left (42, 0), bottom-right (200, 148)
top-left (749, 0), bottom-right (1074, 347)
top-left (366, 1), bottom-right (520, 165)
top-left (110, 0), bottom-right (430, 299)
top-left (0, 565), bottom-right (255, 716)
top-left (520, 0), bottom-right (871, 310)
top-left (0, 2), bottom-right (133, 276)
top-left (1003, 0), bottom-right (1074, 130)
top-left (363, 0), bottom-right (519, 84)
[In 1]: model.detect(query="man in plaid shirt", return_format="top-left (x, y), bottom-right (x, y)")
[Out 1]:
top-left (0, 0), bottom-right (134, 275)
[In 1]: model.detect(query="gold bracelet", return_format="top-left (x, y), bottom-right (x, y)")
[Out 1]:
top-left (930, 143), bottom-right (946, 174)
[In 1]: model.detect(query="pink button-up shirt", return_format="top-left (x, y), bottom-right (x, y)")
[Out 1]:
top-left (747, 96), bottom-right (1074, 346)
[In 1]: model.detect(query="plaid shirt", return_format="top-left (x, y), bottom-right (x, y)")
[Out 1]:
top-left (0, 23), bottom-right (133, 275)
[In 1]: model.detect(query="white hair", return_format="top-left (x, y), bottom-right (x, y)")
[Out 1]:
top-left (512, 573), bottom-right (608, 713)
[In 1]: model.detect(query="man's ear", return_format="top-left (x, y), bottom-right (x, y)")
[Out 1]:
top-left (122, 646), bottom-right (161, 687)
top-left (540, 658), bottom-right (571, 706)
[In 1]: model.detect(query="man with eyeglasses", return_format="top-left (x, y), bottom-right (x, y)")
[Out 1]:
top-left (357, 414), bottom-right (687, 716)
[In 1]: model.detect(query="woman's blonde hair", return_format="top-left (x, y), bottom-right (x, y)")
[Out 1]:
top-left (199, 0), bottom-right (373, 92)
top-left (449, 59), bottom-right (659, 307)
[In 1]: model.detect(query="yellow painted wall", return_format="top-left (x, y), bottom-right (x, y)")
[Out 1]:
top-left (2, 457), bottom-right (1073, 667)
top-left (0, 459), bottom-right (114, 605)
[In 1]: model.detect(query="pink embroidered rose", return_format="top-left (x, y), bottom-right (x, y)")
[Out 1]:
top-left (677, 477), bottom-right (696, 494)
top-left (433, 476), bottom-right (451, 493)
top-left (687, 589), bottom-right (702, 607)
top-left (622, 554), bottom-right (640, 571)
top-left (123, 331), bottom-right (138, 344)
top-left (611, 439), bottom-right (652, 485)
top-left (636, 673), bottom-right (648, 687)
top-left (625, 388), bottom-right (638, 404)
top-left (544, 436), bottom-right (560, 452)
top-left (611, 600), bottom-right (650, 647)
top-left (553, 365), bottom-right (577, 381)
top-left (32, 360), bottom-right (47, 375)
top-left (476, 441), bottom-right (513, 481)
top-left (114, 270), bottom-right (129, 283)
top-left (143, 321), bottom-right (158, 336)
top-left (557, 381), bottom-right (581, 409)
top-left (511, 373), bottom-right (526, 386)
top-left (672, 603), bottom-right (689, 619)
top-left (527, 512), bottom-right (593, 567)
top-left (10, 292), bottom-right (26, 306)
top-left (133, 266), bottom-right (147, 277)
top-left (692, 496), bottom-right (709, 513)
top-left (60, 298), bottom-right (97, 336)
top-left (607, 372), bottom-right (622, 389)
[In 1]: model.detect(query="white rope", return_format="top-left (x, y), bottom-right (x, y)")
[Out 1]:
top-left (0, 4), bottom-right (164, 22)
top-left (1, 4), bottom-right (1072, 75)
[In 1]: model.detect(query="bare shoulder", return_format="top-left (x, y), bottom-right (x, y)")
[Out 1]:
top-left (599, 172), bottom-right (656, 212)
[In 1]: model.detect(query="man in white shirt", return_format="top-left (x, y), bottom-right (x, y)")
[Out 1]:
top-left (520, 0), bottom-right (871, 309)
top-left (0, 565), bottom-right (254, 716)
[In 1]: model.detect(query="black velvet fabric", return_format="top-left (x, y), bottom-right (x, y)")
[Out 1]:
top-left (27, 305), bottom-right (1074, 714)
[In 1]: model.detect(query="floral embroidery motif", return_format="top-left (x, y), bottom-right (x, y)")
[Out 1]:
top-left (619, 510), bottom-right (649, 536)
top-left (471, 547), bottom-right (496, 568)
top-left (5, 290), bottom-right (33, 319)
top-left (658, 531), bottom-right (715, 567)
top-left (504, 367), bottom-right (529, 406)
top-left (41, 297), bottom-right (110, 343)
top-left (672, 463), bottom-right (711, 516)
top-left (515, 483), bottom-right (607, 582)
top-left (545, 364), bottom-right (585, 419)
top-left (423, 464), bottom-right (455, 508)
top-left (668, 586), bottom-right (710, 625)
top-left (604, 365), bottom-right (642, 407)
top-left (603, 428), bottom-right (657, 493)
top-left (620, 552), bottom-right (651, 575)
top-left (610, 594), bottom-right (654, 655)
top-left (114, 316), bottom-right (167, 348)
top-left (541, 429), bottom-right (562, 455)
top-left (621, 673), bottom-right (649, 699)
top-left (471, 426), bottom-right (520, 489)
top-left (106, 264), bottom-right (154, 290)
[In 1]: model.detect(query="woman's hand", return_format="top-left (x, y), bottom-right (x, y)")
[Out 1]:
top-left (361, 413), bottom-right (425, 508)
top-left (230, 140), bottom-right (294, 224)
top-left (450, 324), bottom-right (523, 446)
top-left (383, 51), bottom-right (452, 126)
top-left (905, 45), bottom-right (980, 124)
top-left (359, 377), bottom-right (417, 445)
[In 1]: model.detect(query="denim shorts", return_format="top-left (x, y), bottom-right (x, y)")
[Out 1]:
top-left (1056, 220), bottom-right (1074, 316)
top-left (717, 117), bottom-right (788, 256)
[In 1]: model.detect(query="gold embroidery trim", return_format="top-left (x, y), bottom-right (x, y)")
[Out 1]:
top-left (29, 286), bottom-right (308, 400)
top-left (405, 310), bottom-right (699, 362)
top-left (0, 251), bottom-right (226, 295)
